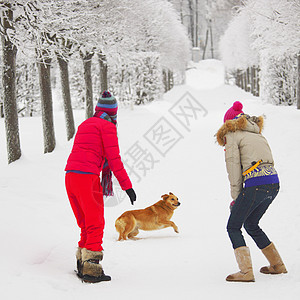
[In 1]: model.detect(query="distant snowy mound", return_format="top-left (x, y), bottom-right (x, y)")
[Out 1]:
top-left (186, 59), bottom-right (225, 89)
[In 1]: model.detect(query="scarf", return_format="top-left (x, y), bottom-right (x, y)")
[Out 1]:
top-left (94, 110), bottom-right (116, 196)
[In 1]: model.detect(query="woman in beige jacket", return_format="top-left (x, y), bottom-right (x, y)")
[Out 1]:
top-left (216, 101), bottom-right (287, 282)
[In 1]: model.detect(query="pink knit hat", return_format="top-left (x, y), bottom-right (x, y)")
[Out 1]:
top-left (223, 101), bottom-right (244, 123)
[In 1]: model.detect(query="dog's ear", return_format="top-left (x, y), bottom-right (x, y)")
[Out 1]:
top-left (169, 192), bottom-right (174, 195)
top-left (161, 194), bottom-right (169, 200)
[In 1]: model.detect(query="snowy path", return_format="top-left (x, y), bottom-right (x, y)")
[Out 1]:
top-left (1, 60), bottom-right (299, 299)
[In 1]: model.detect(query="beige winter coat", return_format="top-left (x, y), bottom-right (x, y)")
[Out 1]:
top-left (216, 115), bottom-right (275, 200)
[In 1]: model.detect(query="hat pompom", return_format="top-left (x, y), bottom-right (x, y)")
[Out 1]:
top-left (101, 90), bottom-right (112, 98)
top-left (223, 101), bottom-right (244, 123)
top-left (233, 101), bottom-right (243, 111)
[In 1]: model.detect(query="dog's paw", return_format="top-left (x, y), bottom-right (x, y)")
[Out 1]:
top-left (128, 237), bottom-right (141, 241)
top-left (174, 228), bottom-right (179, 233)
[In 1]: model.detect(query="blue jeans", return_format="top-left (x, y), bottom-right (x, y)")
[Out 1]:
top-left (227, 183), bottom-right (280, 250)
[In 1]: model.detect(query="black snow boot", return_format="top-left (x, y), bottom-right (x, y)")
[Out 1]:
top-left (79, 248), bottom-right (111, 283)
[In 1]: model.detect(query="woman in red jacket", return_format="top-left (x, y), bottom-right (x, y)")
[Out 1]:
top-left (65, 91), bottom-right (136, 283)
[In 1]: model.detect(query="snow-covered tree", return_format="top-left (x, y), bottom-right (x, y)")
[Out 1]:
top-left (1, 2), bottom-right (20, 164)
top-left (219, 0), bottom-right (300, 106)
top-left (219, 8), bottom-right (259, 71)
top-left (170, 0), bottom-right (242, 59)
top-left (248, 0), bottom-right (300, 105)
top-left (84, 0), bottom-right (190, 103)
top-left (1, 0), bottom-right (191, 163)
top-left (0, 1), bottom-right (36, 163)
top-left (121, 0), bottom-right (189, 100)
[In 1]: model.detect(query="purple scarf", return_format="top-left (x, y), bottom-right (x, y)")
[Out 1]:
top-left (94, 110), bottom-right (116, 196)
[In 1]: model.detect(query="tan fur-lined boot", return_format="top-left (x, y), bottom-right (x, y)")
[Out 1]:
top-left (226, 246), bottom-right (255, 282)
top-left (76, 247), bottom-right (83, 277)
top-left (260, 242), bottom-right (287, 274)
top-left (80, 248), bottom-right (111, 283)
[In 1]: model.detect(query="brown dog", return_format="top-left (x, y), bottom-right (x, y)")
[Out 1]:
top-left (115, 192), bottom-right (180, 241)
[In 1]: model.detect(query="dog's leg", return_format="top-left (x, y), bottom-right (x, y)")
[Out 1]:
top-left (159, 221), bottom-right (179, 233)
top-left (123, 218), bottom-right (136, 240)
top-left (128, 227), bottom-right (140, 240)
top-left (172, 222), bottom-right (179, 233)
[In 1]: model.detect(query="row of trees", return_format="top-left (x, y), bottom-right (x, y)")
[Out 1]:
top-left (170, 0), bottom-right (242, 59)
top-left (219, 0), bottom-right (300, 108)
top-left (234, 67), bottom-right (260, 97)
top-left (0, 0), bottom-right (190, 164)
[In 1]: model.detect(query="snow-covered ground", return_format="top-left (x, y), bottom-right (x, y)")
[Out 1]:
top-left (1, 60), bottom-right (299, 299)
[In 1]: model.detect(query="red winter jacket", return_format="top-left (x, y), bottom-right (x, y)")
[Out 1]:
top-left (65, 117), bottom-right (132, 191)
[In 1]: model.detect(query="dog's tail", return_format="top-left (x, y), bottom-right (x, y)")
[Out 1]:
top-left (115, 217), bottom-right (126, 233)
top-left (115, 216), bottom-right (128, 241)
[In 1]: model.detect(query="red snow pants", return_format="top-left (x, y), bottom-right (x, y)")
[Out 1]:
top-left (65, 172), bottom-right (105, 252)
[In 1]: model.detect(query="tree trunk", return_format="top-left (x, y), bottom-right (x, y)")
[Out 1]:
top-left (1, 6), bottom-right (21, 164)
top-left (57, 55), bottom-right (75, 140)
top-left (256, 67), bottom-right (260, 97)
top-left (278, 77), bottom-right (283, 105)
top-left (81, 51), bottom-right (94, 119)
top-left (251, 66), bottom-right (257, 96)
top-left (250, 67), bottom-right (254, 95)
top-left (162, 70), bottom-right (168, 92)
top-left (297, 54), bottom-right (300, 109)
top-left (246, 67), bottom-right (250, 92)
top-left (0, 102), bottom-right (4, 118)
top-left (37, 55), bottom-right (56, 153)
top-left (168, 70), bottom-right (174, 90)
top-left (195, 0), bottom-right (199, 47)
top-left (202, 29), bottom-right (209, 60)
top-left (236, 70), bottom-right (241, 88)
top-left (253, 67), bottom-right (259, 97)
top-left (98, 52), bottom-right (108, 92)
top-left (243, 71), bottom-right (247, 91)
top-left (240, 71), bottom-right (244, 90)
top-left (209, 20), bottom-right (214, 59)
top-left (187, 0), bottom-right (195, 47)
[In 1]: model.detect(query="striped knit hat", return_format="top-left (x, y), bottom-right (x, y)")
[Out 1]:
top-left (95, 91), bottom-right (118, 122)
